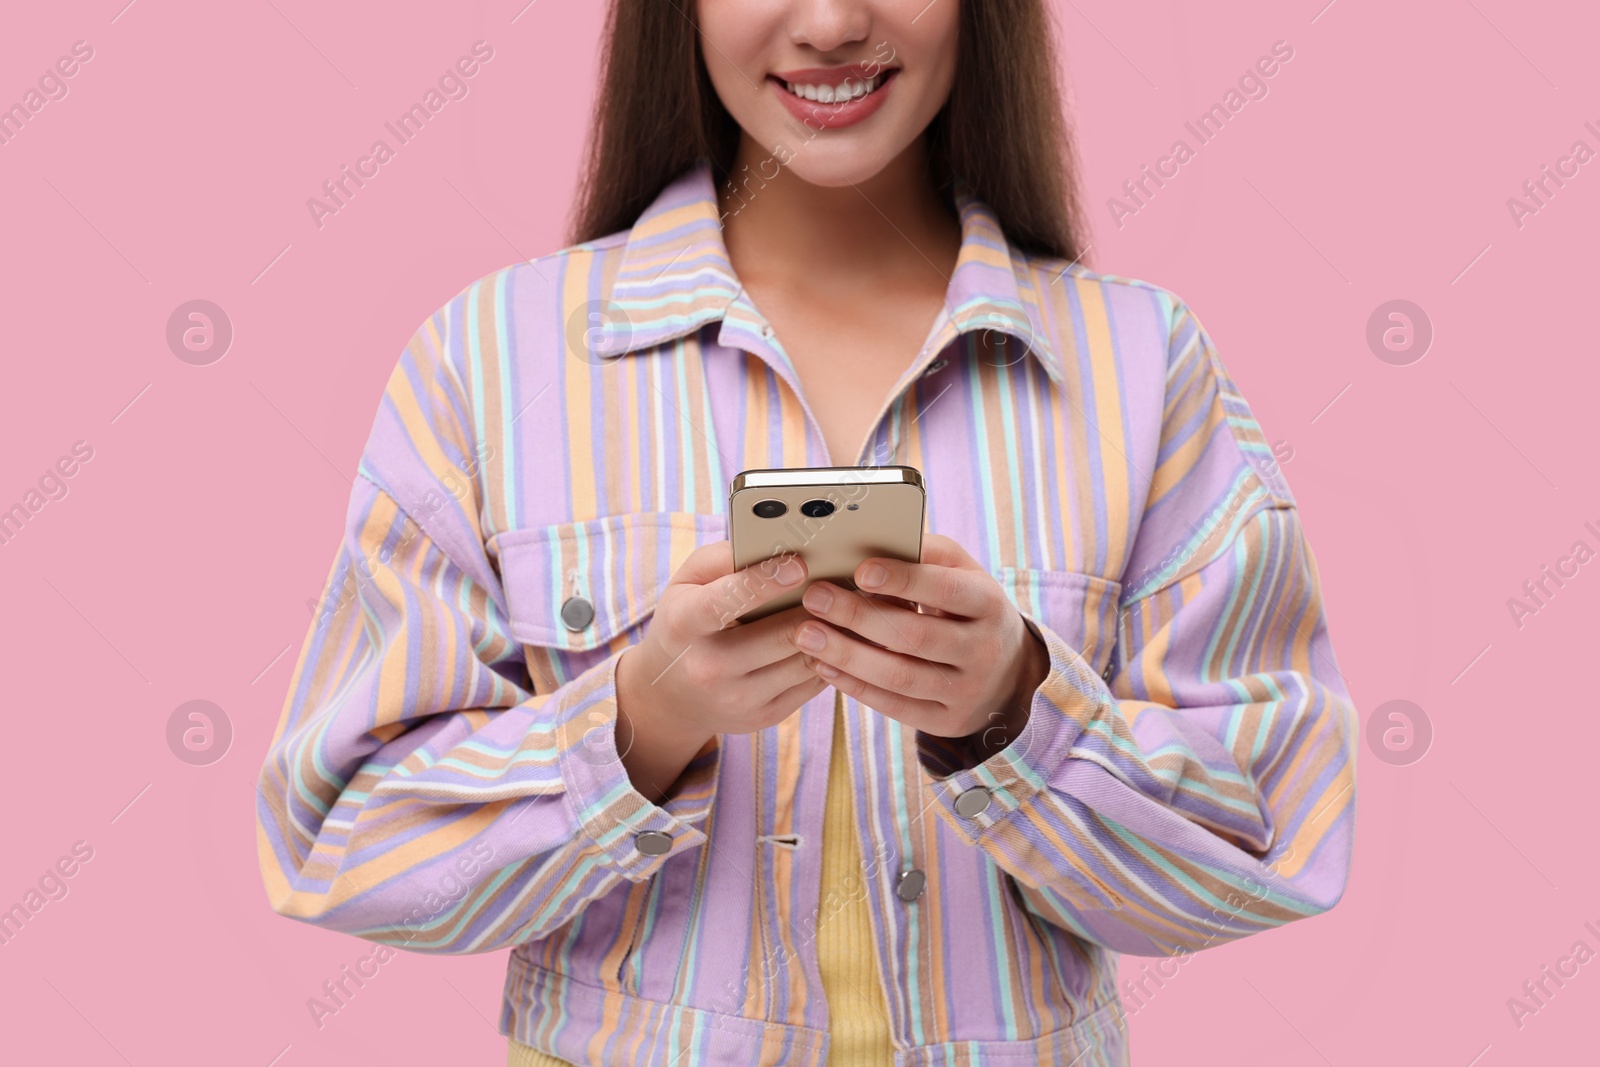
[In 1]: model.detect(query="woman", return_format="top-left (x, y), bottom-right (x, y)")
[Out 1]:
top-left (256, 1), bottom-right (1357, 1064)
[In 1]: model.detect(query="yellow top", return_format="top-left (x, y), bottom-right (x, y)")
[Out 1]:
top-left (812, 688), bottom-right (897, 1062)
top-left (508, 689), bottom-right (893, 1065)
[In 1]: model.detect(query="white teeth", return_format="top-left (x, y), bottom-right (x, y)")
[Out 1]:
top-left (782, 74), bottom-right (883, 104)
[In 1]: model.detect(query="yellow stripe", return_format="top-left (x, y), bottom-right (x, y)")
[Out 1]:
top-left (816, 691), bottom-right (895, 1063)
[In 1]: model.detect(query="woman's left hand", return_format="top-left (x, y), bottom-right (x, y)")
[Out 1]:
top-left (793, 533), bottom-right (1051, 752)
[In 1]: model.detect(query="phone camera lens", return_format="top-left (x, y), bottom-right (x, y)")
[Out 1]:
top-left (800, 499), bottom-right (835, 519)
top-left (752, 499), bottom-right (787, 519)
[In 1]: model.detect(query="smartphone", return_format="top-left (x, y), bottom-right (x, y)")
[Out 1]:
top-left (727, 465), bottom-right (925, 623)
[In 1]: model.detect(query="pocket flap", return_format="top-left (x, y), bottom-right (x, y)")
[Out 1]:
top-left (992, 567), bottom-right (1123, 679)
top-left (497, 512), bottom-right (729, 652)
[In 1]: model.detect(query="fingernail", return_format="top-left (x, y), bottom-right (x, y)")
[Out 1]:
top-left (796, 624), bottom-right (825, 651)
top-left (858, 562), bottom-right (887, 589)
top-left (814, 661), bottom-right (840, 679)
top-left (776, 558), bottom-right (804, 584)
top-left (802, 583), bottom-right (833, 612)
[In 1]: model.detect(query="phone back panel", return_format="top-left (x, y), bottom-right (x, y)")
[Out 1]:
top-left (728, 469), bottom-right (925, 622)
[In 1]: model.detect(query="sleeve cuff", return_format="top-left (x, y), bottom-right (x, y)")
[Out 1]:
top-left (911, 611), bottom-right (1110, 845)
top-left (553, 650), bottom-right (722, 879)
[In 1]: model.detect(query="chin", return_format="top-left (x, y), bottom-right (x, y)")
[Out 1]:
top-left (772, 143), bottom-right (903, 189)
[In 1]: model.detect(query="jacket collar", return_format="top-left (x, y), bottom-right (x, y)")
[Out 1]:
top-left (592, 160), bottom-right (1060, 379)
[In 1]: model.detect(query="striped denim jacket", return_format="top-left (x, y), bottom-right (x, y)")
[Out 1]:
top-left (256, 160), bottom-right (1357, 1066)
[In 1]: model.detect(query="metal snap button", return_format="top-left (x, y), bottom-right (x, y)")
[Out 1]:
top-left (953, 786), bottom-right (992, 818)
top-left (922, 357), bottom-right (949, 377)
top-left (895, 869), bottom-right (927, 902)
top-left (634, 830), bottom-right (672, 856)
top-left (1102, 661), bottom-right (1115, 682)
top-left (560, 595), bottom-right (595, 631)
top-left (761, 324), bottom-right (775, 340)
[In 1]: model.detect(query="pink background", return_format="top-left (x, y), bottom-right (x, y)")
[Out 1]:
top-left (1, 1), bottom-right (1594, 1063)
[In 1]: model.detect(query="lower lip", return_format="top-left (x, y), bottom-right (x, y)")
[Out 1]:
top-left (770, 71), bottom-right (897, 131)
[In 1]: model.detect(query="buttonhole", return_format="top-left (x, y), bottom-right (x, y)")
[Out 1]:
top-left (756, 833), bottom-right (802, 850)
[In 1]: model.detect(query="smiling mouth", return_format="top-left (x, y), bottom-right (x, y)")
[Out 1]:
top-left (774, 70), bottom-right (896, 105)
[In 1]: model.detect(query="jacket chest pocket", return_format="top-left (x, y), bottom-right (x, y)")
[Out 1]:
top-left (991, 566), bottom-right (1123, 682)
top-left (495, 511), bottom-right (730, 692)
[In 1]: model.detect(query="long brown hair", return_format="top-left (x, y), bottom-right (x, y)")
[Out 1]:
top-left (570, 0), bottom-right (1087, 262)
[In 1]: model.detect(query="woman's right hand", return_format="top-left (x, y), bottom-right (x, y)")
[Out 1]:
top-left (612, 543), bottom-right (827, 802)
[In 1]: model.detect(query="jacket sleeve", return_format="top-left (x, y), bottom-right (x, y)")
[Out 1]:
top-left (914, 299), bottom-right (1357, 957)
top-left (255, 294), bottom-right (720, 955)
